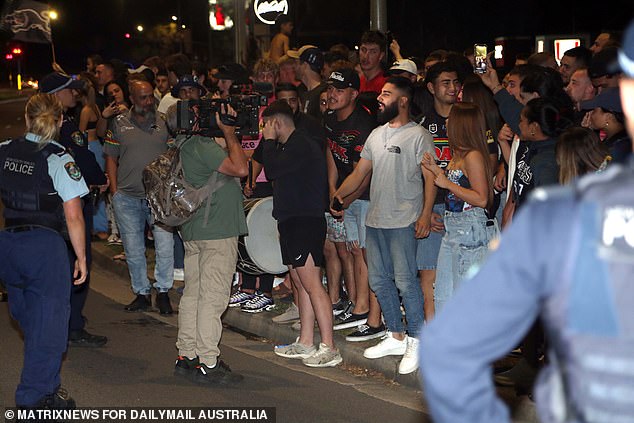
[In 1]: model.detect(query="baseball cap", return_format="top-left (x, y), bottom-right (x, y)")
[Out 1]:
top-left (39, 72), bottom-right (84, 94)
top-left (616, 18), bottom-right (634, 78)
top-left (298, 48), bottom-right (324, 72)
top-left (589, 46), bottom-right (619, 78)
top-left (213, 63), bottom-right (248, 81)
top-left (171, 74), bottom-right (207, 98)
top-left (327, 69), bottom-right (360, 90)
top-left (388, 59), bottom-right (417, 76)
top-left (580, 87), bottom-right (622, 113)
top-left (286, 45), bottom-right (318, 60)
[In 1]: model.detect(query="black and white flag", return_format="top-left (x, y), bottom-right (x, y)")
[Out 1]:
top-left (0, 0), bottom-right (52, 44)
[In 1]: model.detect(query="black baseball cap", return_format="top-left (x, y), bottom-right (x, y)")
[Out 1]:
top-left (327, 69), bottom-right (360, 90)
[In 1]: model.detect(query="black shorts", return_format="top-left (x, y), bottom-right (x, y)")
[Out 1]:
top-left (278, 216), bottom-right (326, 268)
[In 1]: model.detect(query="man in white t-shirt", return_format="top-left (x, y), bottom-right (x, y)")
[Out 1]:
top-left (332, 76), bottom-right (435, 375)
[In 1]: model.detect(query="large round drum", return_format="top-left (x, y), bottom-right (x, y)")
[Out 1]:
top-left (237, 197), bottom-right (286, 275)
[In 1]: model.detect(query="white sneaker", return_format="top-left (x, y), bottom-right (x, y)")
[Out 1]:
top-left (173, 268), bottom-right (185, 280)
top-left (398, 337), bottom-right (419, 374)
top-left (363, 331), bottom-right (407, 359)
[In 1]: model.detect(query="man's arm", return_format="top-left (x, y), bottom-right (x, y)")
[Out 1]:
top-left (332, 157), bottom-right (373, 214)
top-left (326, 147), bottom-right (339, 199)
top-left (416, 165), bottom-right (437, 238)
top-left (105, 155), bottom-right (118, 194)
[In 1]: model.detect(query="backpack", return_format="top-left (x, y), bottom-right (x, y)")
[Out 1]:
top-left (143, 136), bottom-right (231, 227)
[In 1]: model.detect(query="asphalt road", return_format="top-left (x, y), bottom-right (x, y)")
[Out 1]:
top-left (1, 263), bottom-right (430, 423)
top-left (0, 96), bottom-right (28, 140)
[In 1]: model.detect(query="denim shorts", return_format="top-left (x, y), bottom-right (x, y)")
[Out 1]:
top-left (343, 199), bottom-right (369, 248)
top-left (416, 203), bottom-right (446, 270)
top-left (325, 212), bottom-right (347, 243)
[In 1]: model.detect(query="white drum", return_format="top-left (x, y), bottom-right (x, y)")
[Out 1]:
top-left (237, 197), bottom-right (286, 275)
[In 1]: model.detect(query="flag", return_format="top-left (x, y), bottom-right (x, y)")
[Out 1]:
top-left (0, 0), bottom-right (52, 44)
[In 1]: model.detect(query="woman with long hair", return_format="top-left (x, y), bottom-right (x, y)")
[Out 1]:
top-left (95, 79), bottom-right (130, 247)
top-left (421, 101), bottom-right (496, 312)
top-left (78, 72), bottom-right (109, 240)
top-left (557, 126), bottom-right (611, 184)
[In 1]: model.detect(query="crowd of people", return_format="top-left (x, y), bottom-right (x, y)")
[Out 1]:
top-left (2, 14), bottom-right (634, 420)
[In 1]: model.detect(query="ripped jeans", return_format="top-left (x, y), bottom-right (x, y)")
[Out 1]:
top-left (434, 207), bottom-right (498, 312)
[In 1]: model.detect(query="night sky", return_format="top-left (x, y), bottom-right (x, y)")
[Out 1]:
top-left (1, 0), bottom-right (633, 80)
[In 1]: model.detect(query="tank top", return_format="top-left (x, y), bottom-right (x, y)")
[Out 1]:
top-left (445, 169), bottom-right (474, 212)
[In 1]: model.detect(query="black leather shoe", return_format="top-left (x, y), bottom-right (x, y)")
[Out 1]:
top-left (124, 294), bottom-right (151, 312)
top-left (68, 329), bottom-right (108, 347)
top-left (156, 292), bottom-right (173, 315)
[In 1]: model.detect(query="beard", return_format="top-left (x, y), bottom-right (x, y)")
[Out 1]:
top-left (377, 101), bottom-right (399, 124)
top-left (133, 105), bottom-right (155, 121)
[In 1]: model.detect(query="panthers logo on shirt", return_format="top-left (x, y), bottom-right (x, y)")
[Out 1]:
top-left (71, 131), bottom-right (85, 147)
top-left (64, 161), bottom-right (82, 181)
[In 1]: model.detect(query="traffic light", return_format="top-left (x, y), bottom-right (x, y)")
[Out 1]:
top-left (5, 54), bottom-right (13, 60)
top-left (12, 48), bottom-right (22, 55)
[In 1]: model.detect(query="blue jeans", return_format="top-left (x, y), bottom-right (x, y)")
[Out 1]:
top-left (366, 224), bottom-right (424, 337)
top-left (112, 191), bottom-right (174, 295)
top-left (434, 208), bottom-right (498, 312)
top-left (88, 140), bottom-right (108, 232)
top-left (343, 199), bottom-right (369, 248)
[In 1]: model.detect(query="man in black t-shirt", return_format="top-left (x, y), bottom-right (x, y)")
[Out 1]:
top-left (289, 45), bottom-right (327, 121)
top-left (415, 61), bottom-right (462, 322)
top-left (324, 69), bottom-right (385, 342)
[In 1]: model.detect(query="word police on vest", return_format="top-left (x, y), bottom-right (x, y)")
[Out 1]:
top-left (4, 157), bottom-right (35, 175)
top-left (602, 206), bottom-right (634, 249)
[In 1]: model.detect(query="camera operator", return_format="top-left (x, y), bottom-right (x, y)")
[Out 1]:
top-left (165, 101), bottom-right (249, 385)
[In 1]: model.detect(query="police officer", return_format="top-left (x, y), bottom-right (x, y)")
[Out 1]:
top-left (419, 19), bottom-right (634, 423)
top-left (0, 93), bottom-right (88, 409)
top-left (40, 72), bottom-right (108, 347)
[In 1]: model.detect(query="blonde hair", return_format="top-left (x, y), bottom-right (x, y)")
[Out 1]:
top-left (25, 93), bottom-right (63, 147)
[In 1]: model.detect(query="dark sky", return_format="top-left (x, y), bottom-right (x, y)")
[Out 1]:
top-left (2, 0), bottom-right (633, 79)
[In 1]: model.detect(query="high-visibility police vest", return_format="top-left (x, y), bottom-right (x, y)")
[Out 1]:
top-left (535, 160), bottom-right (634, 423)
top-left (0, 137), bottom-right (65, 231)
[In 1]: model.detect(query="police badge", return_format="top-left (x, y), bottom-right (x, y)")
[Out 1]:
top-left (64, 161), bottom-right (83, 181)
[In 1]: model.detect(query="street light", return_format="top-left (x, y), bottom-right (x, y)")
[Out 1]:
top-left (49, 10), bottom-right (58, 20)
top-left (137, 25), bottom-right (144, 32)
top-left (171, 15), bottom-right (178, 21)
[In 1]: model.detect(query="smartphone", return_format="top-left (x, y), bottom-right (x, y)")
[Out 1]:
top-left (331, 198), bottom-right (344, 212)
top-left (474, 44), bottom-right (487, 74)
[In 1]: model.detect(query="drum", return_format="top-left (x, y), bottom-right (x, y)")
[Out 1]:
top-left (237, 197), bottom-right (286, 275)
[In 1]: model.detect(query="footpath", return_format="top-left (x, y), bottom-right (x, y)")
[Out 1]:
top-left (90, 240), bottom-right (538, 422)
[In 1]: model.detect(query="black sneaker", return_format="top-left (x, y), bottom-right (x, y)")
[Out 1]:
top-left (68, 329), bottom-right (108, 348)
top-left (124, 294), bottom-right (151, 312)
top-left (332, 298), bottom-right (353, 316)
top-left (174, 355), bottom-right (199, 378)
top-left (333, 311), bottom-right (368, 330)
top-left (193, 360), bottom-right (244, 385)
top-left (156, 292), bottom-right (173, 315)
top-left (345, 323), bottom-right (386, 342)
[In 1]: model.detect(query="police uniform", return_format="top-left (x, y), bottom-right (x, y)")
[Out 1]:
top-left (57, 114), bottom-right (107, 338)
top-left (0, 133), bottom-right (88, 407)
top-left (419, 159), bottom-right (634, 423)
